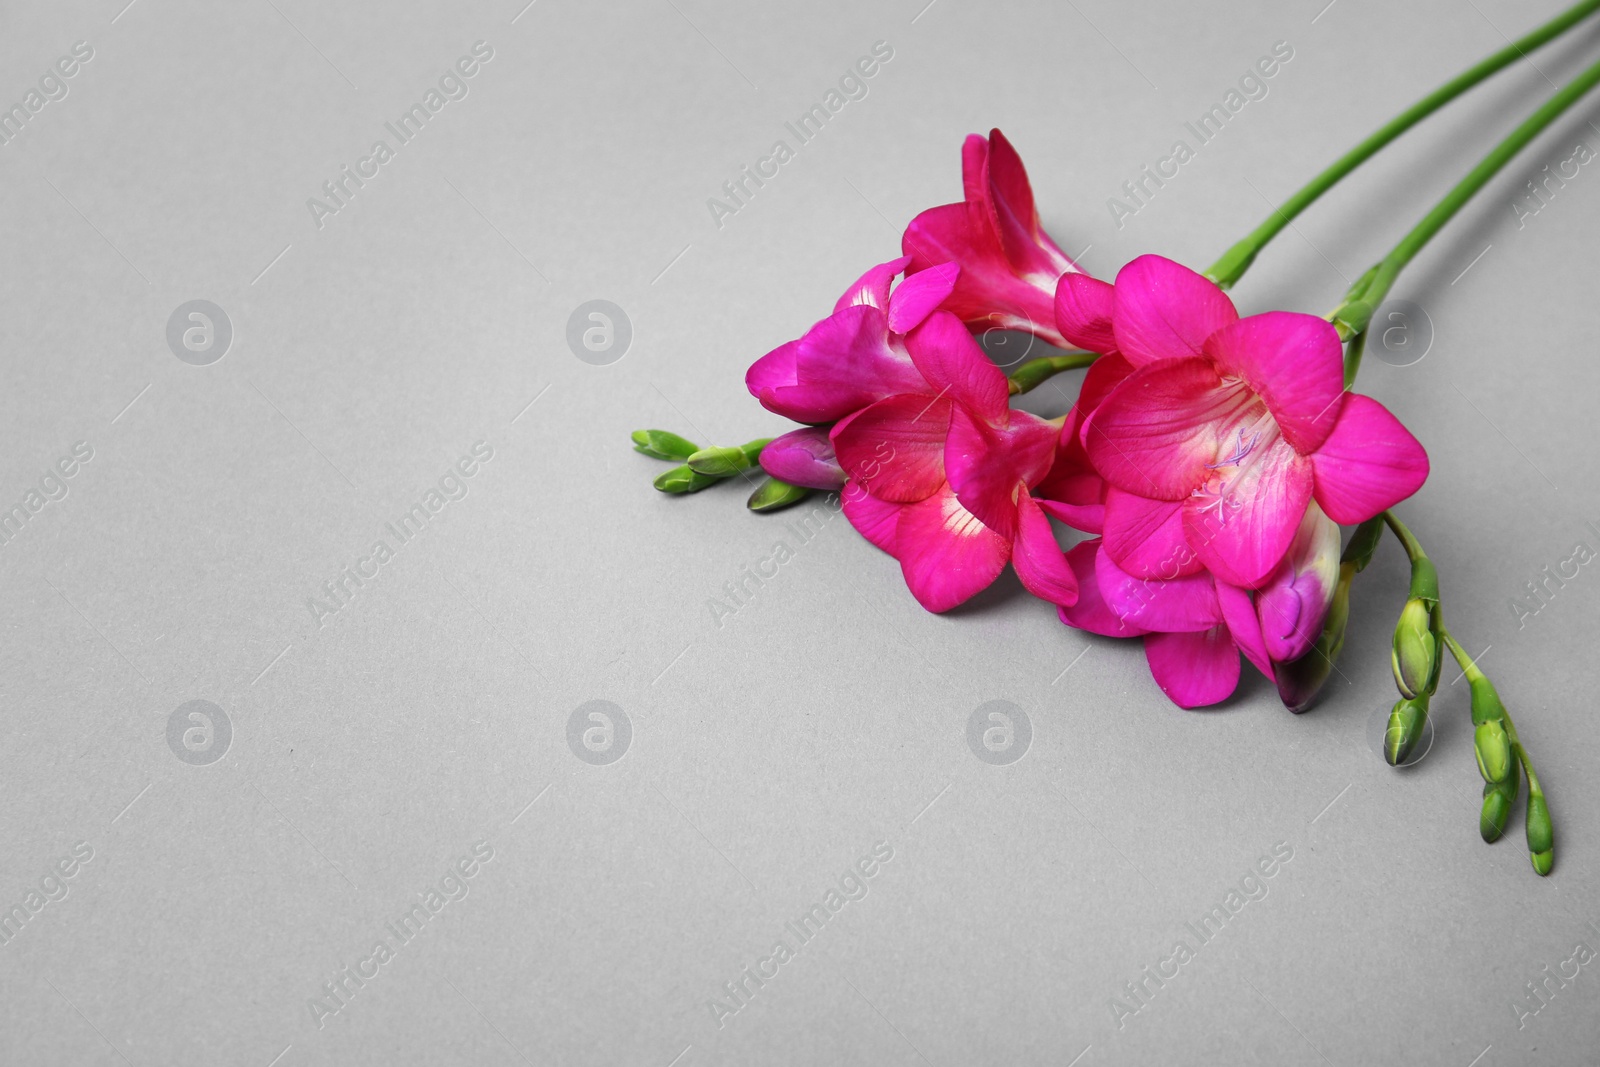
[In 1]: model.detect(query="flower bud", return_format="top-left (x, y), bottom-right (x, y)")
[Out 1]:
top-left (687, 438), bottom-right (771, 477)
top-left (631, 429), bottom-right (699, 461)
top-left (652, 464), bottom-right (722, 494)
top-left (1480, 761), bottom-right (1519, 843)
top-left (1474, 720), bottom-right (1512, 785)
top-left (1526, 794), bottom-right (1553, 876)
top-left (1384, 696), bottom-right (1429, 766)
top-left (687, 445), bottom-right (753, 477)
top-left (1275, 562), bottom-right (1354, 713)
top-left (747, 476), bottom-right (811, 513)
top-left (1390, 598), bottom-right (1436, 699)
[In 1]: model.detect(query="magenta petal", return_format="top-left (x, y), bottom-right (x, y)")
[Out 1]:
top-left (1216, 582), bottom-right (1274, 679)
top-left (1037, 496), bottom-right (1104, 534)
top-left (840, 481), bottom-right (903, 556)
top-left (1111, 255), bottom-right (1238, 367)
top-left (1096, 541), bottom-right (1221, 633)
top-left (1204, 312), bottom-right (1346, 454)
top-left (746, 339), bottom-right (799, 402)
top-left (795, 304), bottom-right (930, 403)
top-left (1083, 358), bottom-right (1245, 500)
top-left (887, 262), bottom-right (960, 334)
top-left (1184, 437), bottom-right (1315, 589)
top-left (895, 486), bottom-right (1011, 612)
top-left (983, 129), bottom-right (1078, 279)
top-left (834, 256), bottom-right (913, 314)
top-left (945, 407), bottom-right (1058, 540)
top-left (1011, 493), bottom-right (1078, 606)
top-left (1101, 488), bottom-right (1202, 580)
top-left (905, 311), bottom-right (1010, 424)
top-left (760, 426), bottom-right (847, 490)
top-left (1310, 393), bottom-right (1430, 524)
top-left (830, 395), bottom-right (950, 503)
top-left (1058, 540), bottom-right (1149, 638)
top-left (1143, 627), bottom-right (1241, 709)
top-left (1055, 273), bottom-right (1118, 354)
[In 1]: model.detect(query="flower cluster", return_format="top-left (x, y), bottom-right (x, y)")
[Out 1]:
top-left (742, 130), bottom-right (1430, 709)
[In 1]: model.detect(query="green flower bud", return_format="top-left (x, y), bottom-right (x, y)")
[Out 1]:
top-left (687, 438), bottom-right (772, 477)
top-left (1480, 761), bottom-right (1519, 843)
top-left (1384, 696), bottom-right (1429, 766)
top-left (1474, 720), bottom-right (1512, 784)
top-left (1466, 673), bottom-right (1507, 727)
top-left (687, 445), bottom-right (752, 476)
top-left (652, 464), bottom-right (723, 494)
top-left (747, 476), bottom-right (811, 513)
top-left (1531, 849), bottom-right (1553, 876)
top-left (1390, 598), bottom-right (1436, 699)
top-left (632, 429), bottom-right (699, 461)
top-left (1526, 794), bottom-right (1553, 855)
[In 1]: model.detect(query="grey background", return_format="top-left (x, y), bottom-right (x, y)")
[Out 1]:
top-left (2, 0), bottom-right (1598, 1063)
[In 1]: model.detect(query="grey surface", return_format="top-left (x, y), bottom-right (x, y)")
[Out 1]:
top-left (2, 0), bottom-right (1598, 1063)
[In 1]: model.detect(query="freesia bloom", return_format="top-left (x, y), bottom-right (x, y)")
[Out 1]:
top-left (1059, 504), bottom-right (1342, 708)
top-left (830, 311), bottom-right (1078, 612)
top-left (746, 256), bottom-right (960, 424)
top-left (1057, 254), bottom-right (1429, 590)
top-left (903, 129), bottom-right (1080, 347)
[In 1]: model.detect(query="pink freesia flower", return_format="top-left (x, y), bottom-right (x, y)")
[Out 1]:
top-left (1058, 504), bottom-right (1342, 708)
top-left (830, 311), bottom-right (1078, 612)
top-left (759, 426), bottom-right (847, 490)
top-left (746, 256), bottom-right (960, 424)
top-left (1058, 254), bottom-right (1429, 589)
top-left (903, 129), bottom-right (1080, 348)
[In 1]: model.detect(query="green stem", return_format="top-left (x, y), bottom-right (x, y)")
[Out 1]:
top-left (1205, 0), bottom-right (1600, 289)
top-left (1334, 51), bottom-right (1600, 344)
top-left (1007, 351), bottom-right (1100, 395)
top-left (1381, 510), bottom-right (1428, 563)
top-left (1440, 628), bottom-right (1485, 684)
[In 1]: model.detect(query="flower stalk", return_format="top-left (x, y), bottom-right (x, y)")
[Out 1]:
top-left (1206, 0), bottom-right (1600, 290)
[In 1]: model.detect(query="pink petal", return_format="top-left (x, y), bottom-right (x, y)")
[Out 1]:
top-left (983, 129), bottom-right (1078, 280)
top-left (1310, 393), bottom-right (1430, 524)
top-left (1096, 541), bottom-right (1221, 633)
top-left (840, 481), bottom-right (904, 555)
top-left (905, 311), bottom-right (1010, 424)
top-left (1057, 540), bottom-right (1149, 638)
top-left (834, 256), bottom-right (913, 314)
top-left (959, 133), bottom-right (988, 205)
top-left (895, 486), bottom-right (1011, 612)
top-left (830, 395), bottom-right (951, 503)
top-left (1055, 273), bottom-right (1118, 354)
top-left (1111, 255), bottom-right (1238, 367)
top-left (1101, 488), bottom-right (1203, 579)
top-left (1083, 358), bottom-right (1249, 500)
top-left (945, 406), bottom-right (1058, 539)
top-left (1011, 493), bottom-right (1078, 606)
top-left (902, 199), bottom-right (1069, 348)
top-left (887, 262), bottom-right (960, 334)
top-left (759, 426), bottom-right (846, 490)
top-left (1183, 437), bottom-right (1315, 589)
top-left (746, 339), bottom-right (799, 402)
top-left (1216, 582), bottom-right (1274, 679)
top-left (1203, 312), bottom-right (1346, 454)
top-left (795, 304), bottom-right (930, 404)
top-left (1143, 627), bottom-right (1241, 709)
